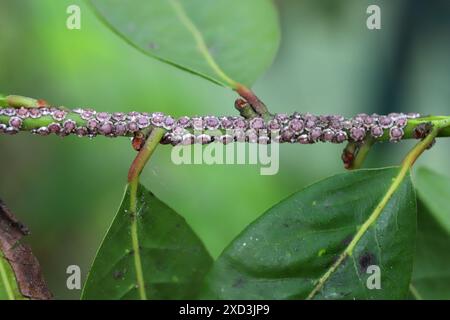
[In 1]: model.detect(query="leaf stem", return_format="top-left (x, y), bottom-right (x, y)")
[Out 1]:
top-left (235, 84), bottom-right (271, 119)
top-left (346, 138), bottom-right (375, 170)
top-left (129, 178), bottom-right (147, 300)
top-left (127, 127), bottom-right (165, 300)
top-left (163, 1), bottom-right (271, 116)
top-left (306, 127), bottom-right (440, 300)
top-left (234, 98), bottom-right (259, 119)
top-left (128, 128), bottom-right (166, 183)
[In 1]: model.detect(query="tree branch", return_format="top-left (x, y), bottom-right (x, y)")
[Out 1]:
top-left (1, 105), bottom-right (450, 145)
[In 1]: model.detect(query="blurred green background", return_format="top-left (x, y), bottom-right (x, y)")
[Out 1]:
top-left (1, 0), bottom-right (449, 299)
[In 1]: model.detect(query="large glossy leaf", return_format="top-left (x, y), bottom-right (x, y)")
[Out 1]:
top-left (410, 167), bottom-right (450, 300)
top-left (82, 183), bottom-right (213, 300)
top-left (199, 168), bottom-right (417, 299)
top-left (89, 0), bottom-right (280, 87)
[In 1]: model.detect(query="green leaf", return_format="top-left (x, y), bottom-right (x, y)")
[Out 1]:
top-left (89, 0), bottom-right (280, 87)
top-left (415, 167), bottom-right (450, 234)
top-left (0, 253), bottom-right (24, 300)
top-left (410, 167), bottom-right (450, 300)
top-left (410, 202), bottom-right (450, 300)
top-left (199, 168), bottom-right (417, 300)
top-left (82, 183), bottom-right (213, 300)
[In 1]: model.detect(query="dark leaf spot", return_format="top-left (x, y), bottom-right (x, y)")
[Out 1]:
top-left (113, 269), bottom-right (126, 280)
top-left (359, 252), bottom-right (376, 272)
top-left (342, 235), bottom-right (353, 246)
top-left (148, 42), bottom-right (159, 50)
top-left (232, 277), bottom-right (245, 288)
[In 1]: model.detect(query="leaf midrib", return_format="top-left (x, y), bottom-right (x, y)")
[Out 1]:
top-left (167, 0), bottom-right (238, 88)
top-left (306, 167), bottom-right (410, 299)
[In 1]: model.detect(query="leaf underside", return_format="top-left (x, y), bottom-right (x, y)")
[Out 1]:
top-left (89, 0), bottom-right (280, 87)
top-left (82, 183), bottom-right (213, 300)
top-left (199, 168), bottom-right (417, 300)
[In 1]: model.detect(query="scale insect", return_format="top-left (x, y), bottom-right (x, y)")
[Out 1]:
top-left (0, 106), bottom-right (422, 146)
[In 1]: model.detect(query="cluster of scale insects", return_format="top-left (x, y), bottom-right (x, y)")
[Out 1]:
top-left (0, 106), bottom-right (421, 146)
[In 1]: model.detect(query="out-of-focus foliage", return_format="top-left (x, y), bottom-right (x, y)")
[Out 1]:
top-left (412, 202), bottom-right (450, 299)
top-left (1, 0), bottom-right (450, 299)
top-left (411, 168), bottom-right (450, 299)
top-left (415, 167), bottom-right (450, 233)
